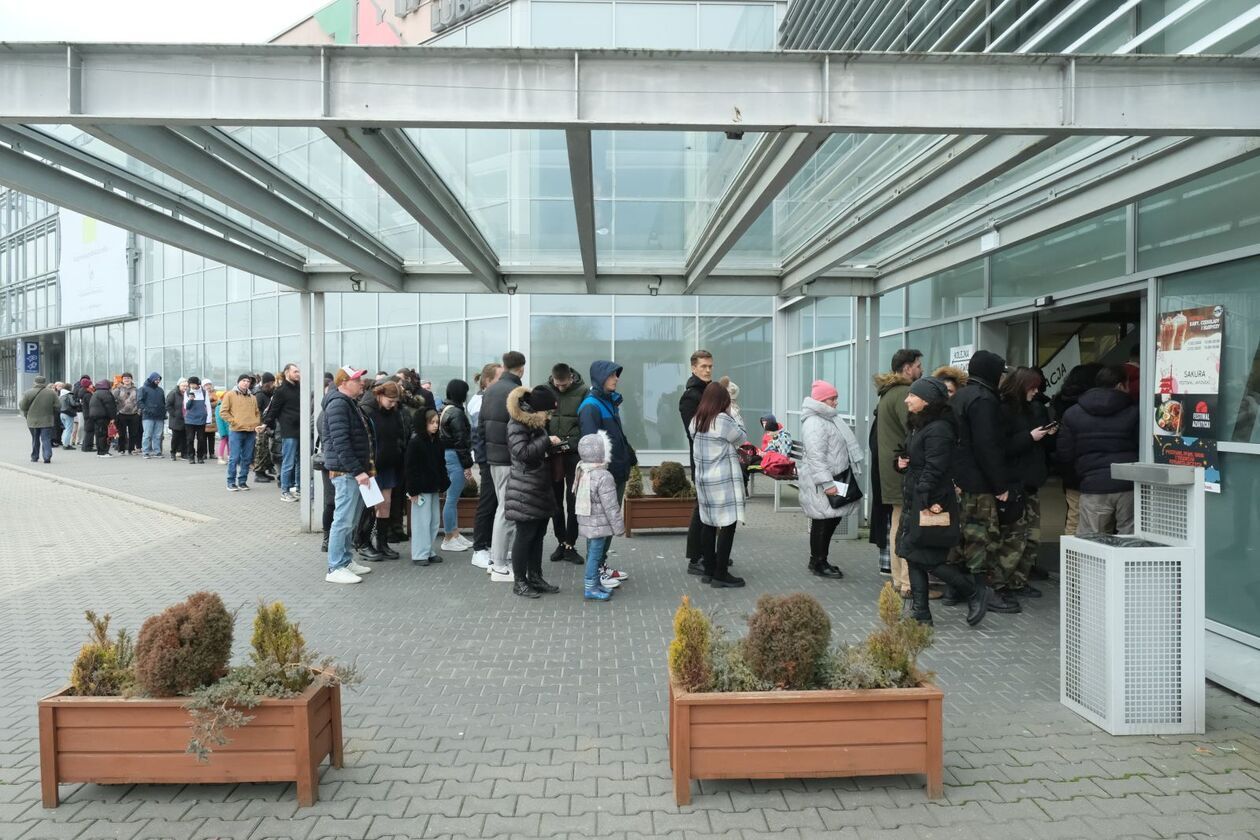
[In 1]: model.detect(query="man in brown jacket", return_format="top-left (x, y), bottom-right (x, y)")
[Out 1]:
top-left (218, 373), bottom-right (264, 491)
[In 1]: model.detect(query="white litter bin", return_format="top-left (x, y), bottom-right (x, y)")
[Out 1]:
top-left (1059, 463), bottom-right (1205, 735)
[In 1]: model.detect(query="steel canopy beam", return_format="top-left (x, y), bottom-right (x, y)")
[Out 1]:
top-left (1, 45), bottom-right (1258, 134)
top-left (780, 134), bottom-right (1060, 295)
top-left (0, 144), bottom-right (307, 289)
top-left (684, 131), bottom-right (828, 294)
top-left (326, 127), bottom-right (500, 292)
top-left (87, 124), bottom-right (406, 289)
top-left (564, 129), bottom-right (598, 293)
top-left (876, 135), bottom-right (1260, 293)
top-left (0, 125), bottom-right (305, 270)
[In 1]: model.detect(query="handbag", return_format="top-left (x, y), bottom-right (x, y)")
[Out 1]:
top-left (736, 443), bottom-right (761, 468)
top-left (919, 509), bottom-right (951, 527)
top-left (827, 468), bottom-right (863, 509)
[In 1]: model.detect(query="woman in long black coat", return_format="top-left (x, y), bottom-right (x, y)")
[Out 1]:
top-left (895, 377), bottom-right (989, 627)
top-left (505, 385), bottom-right (560, 599)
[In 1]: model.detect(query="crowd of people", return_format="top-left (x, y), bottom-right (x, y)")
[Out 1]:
top-left (18, 340), bottom-right (1141, 620)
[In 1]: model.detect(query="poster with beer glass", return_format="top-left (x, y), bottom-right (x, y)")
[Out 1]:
top-left (1153, 304), bottom-right (1223, 492)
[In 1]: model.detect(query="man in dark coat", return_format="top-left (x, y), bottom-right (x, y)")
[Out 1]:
top-left (251, 372), bottom-right (278, 483)
top-left (19, 375), bottom-right (58, 463)
top-left (542, 363), bottom-right (586, 565)
top-left (137, 372), bottom-right (167, 458)
top-left (469, 362), bottom-right (502, 569)
top-left (264, 364), bottom-right (303, 499)
top-left (947, 349), bottom-right (1020, 614)
top-left (482, 351), bottom-right (526, 579)
top-left (679, 350), bottom-right (713, 575)
top-left (874, 348), bottom-right (923, 595)
top-left (74, 376), bottom-right (96, 452)
top-left (1057, 365), bottom-right (1140, 536)
top-left (165, 379), bottom-right (188, 461)
top-left (321, 366), bottom-right (376, 585)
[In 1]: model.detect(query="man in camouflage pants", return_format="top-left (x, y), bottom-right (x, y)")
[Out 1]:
top-left (251, 373), bottom-right (278, 483)
top-left (946, 350), bottom-right (1021, 614)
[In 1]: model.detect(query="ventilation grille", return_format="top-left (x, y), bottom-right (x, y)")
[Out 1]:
top-left (1123, 558), bottom-right (1184, 725)
top-left (1063, 548), bottom-right (1108, 718)
top-left (1139, 484), bottom-right (1190, 543)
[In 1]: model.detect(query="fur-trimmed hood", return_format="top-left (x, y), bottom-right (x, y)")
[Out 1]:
top-left (873, 371), bottom-right (912, 394)
top-left (932, 365), bottom-right (969, 388)
top-left (507, 385), bottom-right (550, 429)
top-left (578, 429), bottom-right (613, 465)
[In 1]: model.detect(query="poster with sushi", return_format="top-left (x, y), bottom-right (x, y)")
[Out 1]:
top-left (1153, 304), bottom-right (1223, 492)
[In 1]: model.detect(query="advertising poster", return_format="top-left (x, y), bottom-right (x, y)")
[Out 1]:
top-left (59, 209), bottom-right (131, 325)
top-left (1153, 304), bottom-right (1224, 492)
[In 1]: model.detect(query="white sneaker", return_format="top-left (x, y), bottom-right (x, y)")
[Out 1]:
top-left (490, 565), bottom-right (514, 582)
top-left (455, 534), bottom-right (474, 549)
top-left (442, 537), bottom-right (470, 552)
top-left (599, 573), bottom-right (621, 589)
top-left (325, 567), bottom-right (362, 584)
top-left (347, 559), bottom-right (373, 575)
top-left (471, 550), bottom-right (493, 569)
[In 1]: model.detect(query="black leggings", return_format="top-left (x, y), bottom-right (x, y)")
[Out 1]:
top-left (700, 522), bottom-right (737, 576)
top-left (321, 470), bottom-right (335, 533)
top-left (909, 562), bottom-right (975, 603)
top-left (685, 503), bottom-right (703, 563)
top-left (170, 428), bottom-right (186, 458)
top-left (809, 517), bottom-right (844, 559)
top-left (116, 414), bottom-right (140, 453)
top-left (187, 427), bottom-right (208, 460)
top-left (473, 461), bottom-right (498, 551)
top-left (94, 424), bottom-right (111, 455)
top-left (512, 517), bottom-right (548, 581)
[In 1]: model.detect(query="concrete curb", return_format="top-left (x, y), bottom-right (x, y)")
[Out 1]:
top-left (0, 461), bottom-right (217, 524)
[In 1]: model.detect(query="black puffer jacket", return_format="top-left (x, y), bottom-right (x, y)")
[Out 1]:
top-left (951, 375), bottom-right (1006, 495)
top-left (1001, 401), bottom-right (1051, 492)
top-left (481, 372), bottom-right (522, 466)
top-left (439, 402), bottom-right (473, 468)
top-left (1057, 387), bottom-right (1139, 494)
top-left (165, 388), bottom-right (186, 430)
top-left (263, 379), bottom-right (301, 439)
top-left (362, 393), bottom-right (405, 473)
top-left (679, 373), bottom-right (707, 469)
top-left (896, 408), bottom-right (961, 567)
top-left (320, 388), bottom-right (374, 476)
top-left (505, 386), bottom-right (556, 522)
top-left (404, 432), bottom-right (450, 496)
top-left (88, 388), bottom-right (117, 421)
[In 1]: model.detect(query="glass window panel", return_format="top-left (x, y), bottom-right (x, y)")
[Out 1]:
top-left (252, 296), bottom-right (278, 337)
top-left (203, 266), bottom-right (226, 305)
top-left (203, 304), bottom-right (226, 342)
top-left (144, 281), bottom-right (161, 316)
top-left (325, 293), bottom-right (342, 330)
top-left (146, 348), bottom-right (163, 382)
top-left (253, 277), bottom-right (277, 296)
top-left (183, 308), bottom-right (201, 344)
top-left (203, 341), bottom-right (227, 386)
top-left (880, 334), bottom-right (904, 375)
top-left (616, 2), bottom-right (696, 48)
top-left (379, 293), bottom-right (419, 326)
top-left (143, 315), bottom-right (162, 349)
top-left (468, 293), bottom-right (509, 316)
top-left (420, 293), bottom-right (465, 321)
top-left (1140, 0), bottom-right (1260, 54)
top-left (341, 293), bottom-right (377, 329)
top-left (787, 353), bottom-right (806, 414)
top-left (468, 317), bottom-right (509, 381)
top-left (531, 1), bottom-right (614, 47)
top-left (699, 4), bottom-right (776, 49)
top-left (530, 294), bottom-right (611, 313)
top-left (251, 338), bottom-right (278, 375)
top-left (466, 8), bottom-right (512, 45)
top-left (698, 296), bottom-right (773, 315)
top-left (182, 345), bottom-right (201, 379)
top-left (163, 348), bottom-right (183, 384)
top-left (124, 320), bottom-right (139, 375)
top-left (183, 251), bottom-right (203, 273)
top-left (991, 209), bottom-right (1127, 306)
top-left (419, 321), bottom-right (464, 392)
top-left (226, 340), bottom-right (250, 382)
top-left (907, 321), bottom-right (973, 374)
top-left (226, 301), bottom-right (250, 336)
top-left (815, 345), bottom-right (853, 415)
top-left (341, 329), bottom-right (379, 373)
top-left (278, 336), bottom-right (299, 370)
top-left (816, 296), bottom-right (853, 345)
top-left (379, 326), bottom-right (419, 375)
top-left (613, 315), bottom-right (696, 451)
top-left (786, 301), bottom-right (814, 352)
top-left (325, 332), bottom-right (340, 368)
top-left (227, 268), bottom-right (252, 301)
top-left (1137, 155), bottom-right (1260, 271)
top-left (183, 273), bottom-right (203, 309)
top-left (1198, 451), bottom-right (1260, 637)
top-left (164, 277), bottom-right (183, 311)
top-left (907, 260), bottom-right (985, 325)
top-left (277, 293), bottom-right (300, 335)
top-left (613, 295), bottom-right (696, 316)
top-left (700, 316), bottom-right (773, 426)
top-left (880, 287), bottom-right (906, 333)
top-left (530, 315), bottom-right (613, 396)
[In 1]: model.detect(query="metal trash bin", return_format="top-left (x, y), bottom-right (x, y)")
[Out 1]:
top-left (1059, 463), bottom-right (1205, 735)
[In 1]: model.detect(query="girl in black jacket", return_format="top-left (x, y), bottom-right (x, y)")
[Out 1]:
top-left (996, 367), bottom-right (1057, 598)
top-left (88, 379), bottom-right (117, 458)
top-left (439, 379), bottom-right (474, 553)
top-left (895, 377), bottom-right (989, 627)
top-left (404, 409), bottom-right (449, 567)
top-left (506, 385), bottom-right (560, 599)
top-left (359, 381), bottom-right (406, 561)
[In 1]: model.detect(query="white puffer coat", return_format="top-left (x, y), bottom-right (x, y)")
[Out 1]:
top-left (798, 397), bottom-right (863, 521)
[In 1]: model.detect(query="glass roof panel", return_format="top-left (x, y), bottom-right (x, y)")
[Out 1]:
top-left (408, 128), bottom-right (580, 268)
top-left (592, 130), bottom-right (763, 269)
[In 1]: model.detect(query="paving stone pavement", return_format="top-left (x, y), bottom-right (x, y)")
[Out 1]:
top-left (1, 414), bottom-right (1258, 840)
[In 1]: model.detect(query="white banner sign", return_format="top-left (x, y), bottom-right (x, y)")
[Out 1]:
top-left (1042, 335), bottom-right (1082, 398)
top-left (948, 344), bottom-right (973, 367)
top-left (58, 209), bottom-right (130, 325)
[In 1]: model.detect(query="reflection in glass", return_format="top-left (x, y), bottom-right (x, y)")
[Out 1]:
top-left (420, 322), bottom-right (464, 391)
top-left (700, 316), bottom-right (773, 427)
top-left (614, 316), bottom-right (696, 451)
top-left (991, 209), bottom-right (1126, 306)
top-left (380, 326), bottom-right (418, 376)
top-left (1138, 156), bottom-right (1260, 271)
top-left (468, 317), bottom-right (510, 380)
top-left (529, 315), bottom-right (612, 389)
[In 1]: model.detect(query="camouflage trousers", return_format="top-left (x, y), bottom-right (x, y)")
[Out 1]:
top-left (252, 428), bottom-right (278, 475)
top-left (946, 492), bottom-right (1001, 576)
top-left (992, 492), bottom-right (1040, 591)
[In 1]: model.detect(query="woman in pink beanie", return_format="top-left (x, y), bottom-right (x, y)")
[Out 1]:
top-left (798, 380), bottom-right (864, 578)
top-left (810, 380), bottom-right (839, 402)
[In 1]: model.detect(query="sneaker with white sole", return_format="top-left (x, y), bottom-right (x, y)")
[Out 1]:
top-left (600, 566), bottom-right (629, 582)
top-left (347, 559), bottom-right (373, 575)
top-left (453, 534), bottom-right (474, 550)
top-left (599, 573), bottom-right (621, 589)
top-left (441, 537), bottom-right (471, 552)
top-left (471, 549), bottom-right (493, 569)
top-left (279, 491), bottom-right (297, 502)
top-left (325, 567), bottom-right (362, 584)
top-left (490, 565), bottom-right (515, 582)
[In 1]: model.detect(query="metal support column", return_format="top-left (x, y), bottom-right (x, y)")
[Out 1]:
top-left (853, 295), bottom-right (872, 513)
top-left (302, 292), bottom-right (326, 533)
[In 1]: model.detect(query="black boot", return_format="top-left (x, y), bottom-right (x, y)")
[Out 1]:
top-left (320, 531), bottom-right (329, 553)
top-left (527, 575), bottom-right (560, 594)
top-left (911, 586), bottom-right (933, 625)
top-left (986, 586), bottom-right (1022, 614)
top-left (809, 556), bottom-right (843, 579)
top-left (358, 520), bottom-right (384, 561)
top-left (549, 544), bottom-right (567, 563)
top-left (686, 559), bottom-right (705, 576)
top-left (375, 523), bottom-right (400, 560)
top-left (710, 556), bottom-right (745, 588)
top-left (967, 575), bottom-right (989, 626)
top-left (513, 580), bottom-right (540, 599)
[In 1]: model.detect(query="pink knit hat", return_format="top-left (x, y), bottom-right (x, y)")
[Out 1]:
top-left (810, 380), bottom-right (838, 402)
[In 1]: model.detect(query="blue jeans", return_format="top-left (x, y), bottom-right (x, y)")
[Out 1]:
top-left (60, 414), bottom-right (75, 448)
top-left (142, 418), bottom-right (164, 455)
top-left (585, 536), bottom-right (610, 589)
top-left (329, 474), bottom-right (365, 572)
top-left (226, 430), bottom-right (256, 487)
top-left (411, 493), bottom-right (440, 561)
top-left (29, 427), bottom-right (52, 462)
top-left (280, 437), bottom-right (299, 493)
top-left (443, 450), bottom-right (466, 533)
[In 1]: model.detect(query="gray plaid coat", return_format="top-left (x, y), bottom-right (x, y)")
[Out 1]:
top-left (690, 411), bottom-right (747, 527)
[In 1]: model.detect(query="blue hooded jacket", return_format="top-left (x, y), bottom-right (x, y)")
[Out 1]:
top-left (578, 360), bottom-right (636, 482)
top-left (138, 372), bottom-right (167, 420)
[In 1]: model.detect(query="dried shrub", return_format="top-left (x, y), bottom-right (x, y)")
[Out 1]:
top-left (742, 593), bottom-right (832, 690)
top-left (69, 611), bottom-right (135, 697)
top-left (668, 596), bottom-right (713, 692)
top-left (625, 465), bottom-right (644, 498)
top-left (710, 636), bottom-right (772, 693)
top-left (133, 592), bottom-right (234, 698)
top-left (650, 461), bottom-right (694, 498)
top-left (818, 583), bottom-right (934, 690)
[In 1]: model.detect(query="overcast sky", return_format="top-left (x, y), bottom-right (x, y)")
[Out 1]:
top-left (0, 0), bottom-right (323, 42)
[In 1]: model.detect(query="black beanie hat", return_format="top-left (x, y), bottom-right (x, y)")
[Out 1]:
top-left (909, 376), bottom-right (950, 405)
top-left (968, 350), bottom-right (1006, 387)
top-left (261, 372), bottom-right (276, 384)
top-left (446, 378), bottom-right (470, 404)
top-left (527, 385), bottom-right (557, 411)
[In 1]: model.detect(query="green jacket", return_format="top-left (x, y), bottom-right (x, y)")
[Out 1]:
top-left (543, 371), bottom-right (586, 449)
top-left (19, 383), bottom-right (58, 429)
top-left (874, 372), bottom-right (913, 503)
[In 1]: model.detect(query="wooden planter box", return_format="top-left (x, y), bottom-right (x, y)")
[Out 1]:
top-left (668, 679), bottom-right (942, 805)
top-left (623, 495), bottom-right (695, 537)
top-left (38, 678), bottom-right (343, 808)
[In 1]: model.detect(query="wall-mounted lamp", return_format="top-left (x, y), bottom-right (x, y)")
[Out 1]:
top-left (648, 277), bottom-right (662, 297)
top-left (350, 276), bottom-right (363, 292)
